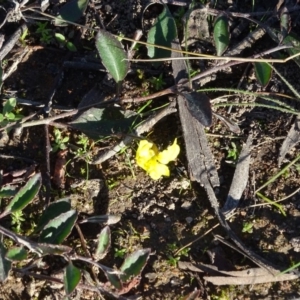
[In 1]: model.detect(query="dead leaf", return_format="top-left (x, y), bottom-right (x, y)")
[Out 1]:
top-left (53, 150), bottom-right (67, 188)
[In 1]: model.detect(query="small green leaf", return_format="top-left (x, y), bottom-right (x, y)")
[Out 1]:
top-left (95, 29), bottom-right (129, 84)
top-left (35, 198), bottom-right (71, 233)
top-left (6, 112), bottom-right (15, 120)
top-left (6, 247), bottom-right (27, 261)
top-left (254, 62), bottom-right (272, 87)
top-left (54, 0), bottom-right (89, 26)
top-left (283, 33), bottom-right (300, 68)
top-left (55, 33), bottom-right (66, 43)
top-left (70, 107), bottom-right (138, 140)
top-left (0, 241), bottom-right (11, 282)
top-left (120, 248), bottom-right (151, 282)
top-left (39, 210), bottom-right (77, 244)
top-left (64, 262), bottom-right (81, 295)
top-left (147, 6), bottom-right (177, 59)
top-left (213, 13), bottom-right (230, 56)
top-left (3, 98), bottom-right (16, 115)
top-left (94, 226), bottom-right (111, 260)
top-left (66, 41), bottom-right (77, 52)
top-left (0, 173), bottom-right (42, 219)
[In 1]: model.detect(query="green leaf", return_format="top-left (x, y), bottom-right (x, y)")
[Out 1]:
top-left (213, 13), bottom-right (230, 56)
top-left (3, 98), bottom-right (16, 116)
top-left (64, 262), bottom-right (81, 295)
top-left (66, 41), bottom-right (77, 52)
top-left (6, 112), bottom-right (15, 120)
top-left (95, 29), bottom-right (129, 84)
top-left (0, 241), bottom-right (11, 282)
top-left (55, 33), bottom-right (66, 43)
top-left (120, 248), bottom-right (151, 282)
top-left (100, 265), bottom-right (123, 290)
top-left (147, 6), bottom-right (177, 59)
top-left (35, 198), bottom-right (71, 233)
top-left (0, 186), bottom-right (17, 198)
top-left (39, 210), bottom-right (77, 244)
top-left (6, 247), bottom-right (27, 261)
top-left (254, 62), bottom-right (272, 87)
top-left (54, 0), bottom-right (89, 26)
top-left (283, 33), bottom-right (300, 68)
top-left (94, 226), bottom-right (111, 260)
top-left (70, 107), bottom-right (138, 140)
top-left (0, 173), bottom-right (42, 219)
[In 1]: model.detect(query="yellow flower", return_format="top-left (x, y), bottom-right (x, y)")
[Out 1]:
top-left (136, 139), bottom-right (180, 180)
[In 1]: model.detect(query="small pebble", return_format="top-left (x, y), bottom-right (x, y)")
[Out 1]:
top-left (186, 217), bottom-right (193, 224)
top-left (181, 201), bottom-right (192, 210)
top-left (168, 203), bottom-right (175, 210)
top-left (170, 277), bottom-right (182, 286)
top-left (145, 272), bottom-right (157, 282)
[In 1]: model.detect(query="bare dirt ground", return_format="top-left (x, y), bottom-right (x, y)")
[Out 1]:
top-left (1, 0), bottom-right (300, 299)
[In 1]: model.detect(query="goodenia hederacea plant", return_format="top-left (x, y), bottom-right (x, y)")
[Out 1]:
top-left (136, 139), bottom-right (180, 180)
top-left (95, 30), bottom-right (129, 85)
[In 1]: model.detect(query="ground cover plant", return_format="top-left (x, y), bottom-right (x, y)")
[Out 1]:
top-left (1, 0), bottom-right (300, 299)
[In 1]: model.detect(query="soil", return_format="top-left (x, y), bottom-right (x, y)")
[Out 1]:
top-left (1, 0), bottom-right (300, 299)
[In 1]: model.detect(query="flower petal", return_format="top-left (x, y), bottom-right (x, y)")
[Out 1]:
top-left (136, 140), bottom-right (158, 158)
top-left (157, 138), bottom-right (180, 165)
top-left (148, 162), bottom-right (170, 180)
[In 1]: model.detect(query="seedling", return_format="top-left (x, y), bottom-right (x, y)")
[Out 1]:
top-left (51, 128), bottom-right (69, 153)
top-left (226, 142), bottom-right (240, 162)
top-left (0, 98), bottom-right (24, 128)
top-left (148, 73), bottom-right (166, 91)
top-left (19, 28), bottom-right (29, 46)
top-left (242, 222), bottom-right (254, 234)
top-left (35, 22), bottom-right (52, 44)
top-left (55, 33), bottom-right (77, 52)
top-left (166, 243), bottom-right (190, 267)
top-left (114, 247), bottom-right (127, 259)
top-left (11, 211), bottom-right (25, 234)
